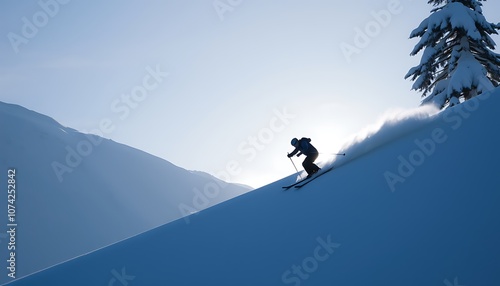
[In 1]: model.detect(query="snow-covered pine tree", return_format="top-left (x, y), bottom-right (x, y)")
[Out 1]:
top-left (405, 0), bottom-right (500, 109)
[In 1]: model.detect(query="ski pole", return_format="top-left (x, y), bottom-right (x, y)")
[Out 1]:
top-left (288, 153), bottom-right (302, 179)
top-left (319, 152), bottom-right (346, 156)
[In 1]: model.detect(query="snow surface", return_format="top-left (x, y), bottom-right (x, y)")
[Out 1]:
top-left (0, 102), bottom-right (251, 284)
top-left (7, 88), bottom-right (500, 286)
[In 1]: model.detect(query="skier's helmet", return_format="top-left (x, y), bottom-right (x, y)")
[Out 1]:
top-left (291, 138), bottom-right (298, 146)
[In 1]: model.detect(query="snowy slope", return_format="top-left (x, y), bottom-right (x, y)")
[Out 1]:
top-left (0, 102), bottom-right (251, 284)
top-left (7, 88), bottom-right (500, 286)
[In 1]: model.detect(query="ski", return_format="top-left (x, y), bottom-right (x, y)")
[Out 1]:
top-left (294, 167), bottom-right (334, 189)
top-left (282, 176), bottom-right (311, 190)
top-left (282, 167), bottom-right (334, 190)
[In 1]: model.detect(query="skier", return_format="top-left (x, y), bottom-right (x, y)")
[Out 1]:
top-left (287, 137), bottom-right (320, 178)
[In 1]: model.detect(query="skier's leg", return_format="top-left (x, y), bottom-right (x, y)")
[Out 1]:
top-left (309, 152), bottom-right (320, 172)
top-left (302, 157), bottom-right (313, 175)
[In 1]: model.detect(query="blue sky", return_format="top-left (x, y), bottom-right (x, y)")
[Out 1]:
top-left (2, 0), bottom-right (499, 188)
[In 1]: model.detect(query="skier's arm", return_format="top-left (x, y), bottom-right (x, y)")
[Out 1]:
top-left (288, 148), bottom-right (299, 157)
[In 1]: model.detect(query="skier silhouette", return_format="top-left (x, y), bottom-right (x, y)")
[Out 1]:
top-left (287, 137), bottom-right (320, 178)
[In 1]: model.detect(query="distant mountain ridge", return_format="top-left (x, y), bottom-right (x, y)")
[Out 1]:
top-left (0, 101), bottom-right (250, 284)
